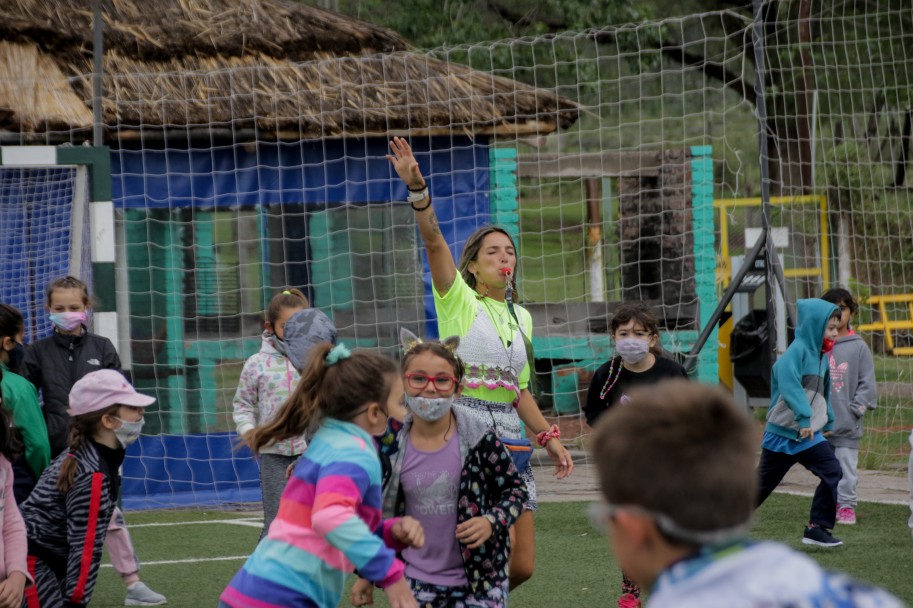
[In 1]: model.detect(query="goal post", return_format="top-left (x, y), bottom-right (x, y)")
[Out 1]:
top-left (0, 145), bottom-right (123, 365)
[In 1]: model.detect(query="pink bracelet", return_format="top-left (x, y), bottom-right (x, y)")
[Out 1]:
top-left (536, 424), bottom-right (561, 447)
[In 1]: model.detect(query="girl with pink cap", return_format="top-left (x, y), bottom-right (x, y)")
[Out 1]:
top-left (18, 370), bottom-right (155, 608)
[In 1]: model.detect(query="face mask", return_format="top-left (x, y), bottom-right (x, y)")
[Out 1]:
top-left (822, 338), bottom-right (835, 354)
top-left (112, 417), bottom-right (144, 448)
top-left (5, 342), bottom-right (24, 372)
top-left (49, 311), bottom-right (87, 332)
top-left (271, 334), bottom-right (288, 357)
top-left (404, 393), bottom-right (455, 422)
top-left (615, 337), bottom-right (650, 364)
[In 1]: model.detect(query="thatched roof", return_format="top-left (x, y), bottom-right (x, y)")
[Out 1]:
top-left (0, 0), bottom-right (578, 140)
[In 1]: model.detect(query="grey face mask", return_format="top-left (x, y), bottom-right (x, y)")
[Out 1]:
top-left (404, 394), bottom-right (456, 422)
top-left (112, 417), bottom-right (145, 448)
top-left (615, 337), bottom-right (650, 364)
top-left (271, 335), bottom-right (289, 357)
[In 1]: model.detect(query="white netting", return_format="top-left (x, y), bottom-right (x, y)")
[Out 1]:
top-left (2, 2), bottom-right (912, 507)
top-left (0, 166), bottom-right (90, 341)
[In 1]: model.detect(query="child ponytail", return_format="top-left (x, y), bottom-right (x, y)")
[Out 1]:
top-left (244, 342), bottom-right (398, 455)
top-left (265, 288), bottom-right (309, 326)
top-left (57, 405), bottom-right (118, 492)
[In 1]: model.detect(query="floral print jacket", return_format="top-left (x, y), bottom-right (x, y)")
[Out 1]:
top-left (231, 333), bottom-right (304, 456)
top-left (380, 406), bottom-right (527, 595)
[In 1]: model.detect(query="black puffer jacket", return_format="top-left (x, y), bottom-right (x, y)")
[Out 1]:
top-left (20, 328), bottom-right (121, 457)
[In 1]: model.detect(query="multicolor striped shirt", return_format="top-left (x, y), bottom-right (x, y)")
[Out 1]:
top-left (220, 417), bottom-right (406, 608)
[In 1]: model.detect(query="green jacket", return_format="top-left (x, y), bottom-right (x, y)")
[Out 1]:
top-left (0, 362), bottom-right (50, 477)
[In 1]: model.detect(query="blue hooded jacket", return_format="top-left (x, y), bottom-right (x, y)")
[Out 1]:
top-left (765, 299), bottom-right (840, 439)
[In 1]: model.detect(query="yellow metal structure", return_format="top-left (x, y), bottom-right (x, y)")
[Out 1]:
top-left (715, 195), bottom-right (830, 291)
top-left (857, 294), bottom-right (913, 356)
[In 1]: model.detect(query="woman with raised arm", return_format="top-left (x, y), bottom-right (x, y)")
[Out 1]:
top-left (387, 136), bottom-right (574, 589)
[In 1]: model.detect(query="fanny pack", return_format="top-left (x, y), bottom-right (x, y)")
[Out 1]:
top-left (486, 404), bottom-right (533, 471)
top-left (500, 436), bottom-right (533, 470)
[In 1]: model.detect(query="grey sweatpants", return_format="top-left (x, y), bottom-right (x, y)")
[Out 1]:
top-left (835, 446), bottom-right (859, 508)
top-left (259, 453), bottom-right (298, 541)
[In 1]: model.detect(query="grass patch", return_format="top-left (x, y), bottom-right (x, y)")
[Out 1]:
top-left (519, 188), bottom-right (589, 303)
top-left (85, 495), bottom-right (911, 607)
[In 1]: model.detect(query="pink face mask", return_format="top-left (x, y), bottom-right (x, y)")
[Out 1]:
top-left (49, 311), bottom-right (87, 332)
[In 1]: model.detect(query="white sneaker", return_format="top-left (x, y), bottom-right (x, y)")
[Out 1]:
top-left (125, 582), bottom-right (167, 606)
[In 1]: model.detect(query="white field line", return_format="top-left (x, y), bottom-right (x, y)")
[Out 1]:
top-left (128, 518), bottom-right (263, 529)
top-left (101, 555), bottom-right (248, 568)
top-left (774, 488), bottom-right (911, 506)
top-left (100, 517), bottom-right (260, 568)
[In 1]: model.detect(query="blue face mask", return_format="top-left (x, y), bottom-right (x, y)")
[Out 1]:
top-left (6, 342), bottom-right (24, 372)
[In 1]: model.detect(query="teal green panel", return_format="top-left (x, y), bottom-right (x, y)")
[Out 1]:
top-left (193, 213), bottom-right (219, 316)
top-left (309, 209), bottom-right (353, 310)
top-left (551, 365), bottom-right (581, 414)
top-left (160, 218), bottom-right (187, 434)
top-left (92, 262), bottom-right (115, 312)
top-left (489, 147), bottom-right (520, 242)
top-left (531, 331), bottom-right (699, 363)
top-left (690, 146), bottom-right (718, 384)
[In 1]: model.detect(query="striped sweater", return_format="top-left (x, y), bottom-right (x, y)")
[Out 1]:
top-left (220, 417), bottom-right (407, 608)
top-left (19, 440), bottom-right (123, 607)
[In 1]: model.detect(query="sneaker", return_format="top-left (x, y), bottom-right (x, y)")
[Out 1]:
top-left (125, 582), bottom-right (167, 606)
top-left (836, 505), bottom-right (857, 525)
top-left (617, 593), bottom-right (642, 608)
top-left (802, 524), bottom-right (843, 547)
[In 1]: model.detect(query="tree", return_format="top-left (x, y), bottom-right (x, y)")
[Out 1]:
top-left (303, 0), bottom-right (651, 48)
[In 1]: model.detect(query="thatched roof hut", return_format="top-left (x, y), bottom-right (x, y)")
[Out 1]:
top-left (0, 0), bottom-right (578, 140)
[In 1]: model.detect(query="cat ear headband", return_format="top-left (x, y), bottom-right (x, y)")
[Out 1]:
top-left (400, 328), bottom-right (460, 355)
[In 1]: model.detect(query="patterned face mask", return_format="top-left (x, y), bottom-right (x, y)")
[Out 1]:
top-left (404, 393), bottom-right (456, 422)
top-left (112, 417), bottom-right (145, 448)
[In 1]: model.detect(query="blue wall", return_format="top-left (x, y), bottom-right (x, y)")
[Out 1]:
top-left (112, 135), bottom-right (491, 337)
top-left (112, 136), bottom-right (493, 506)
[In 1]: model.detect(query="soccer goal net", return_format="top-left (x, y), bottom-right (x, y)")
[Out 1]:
top-left (2, 1), bottom-right (911, 508)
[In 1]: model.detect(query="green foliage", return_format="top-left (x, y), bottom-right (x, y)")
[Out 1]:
top-left (315, 0), bottom-right (652, 49)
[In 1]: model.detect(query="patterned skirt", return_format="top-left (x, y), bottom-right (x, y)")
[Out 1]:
top-left (455, 396), bottom-right (537, 511)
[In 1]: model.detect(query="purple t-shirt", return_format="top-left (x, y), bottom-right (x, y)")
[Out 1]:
top-left (401, 428), bottom-right (467, 587)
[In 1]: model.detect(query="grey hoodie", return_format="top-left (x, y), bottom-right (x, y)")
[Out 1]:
top-left (827, 333), bottom-right (877, 448)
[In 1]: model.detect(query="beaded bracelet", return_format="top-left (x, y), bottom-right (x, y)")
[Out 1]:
top-left (410, 196), bottom-right (432, 212)
top-left (536, 424), bottom-right (561, 447)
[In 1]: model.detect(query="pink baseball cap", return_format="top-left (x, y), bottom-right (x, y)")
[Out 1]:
top-left (67, 369), bottom-right (156, 416)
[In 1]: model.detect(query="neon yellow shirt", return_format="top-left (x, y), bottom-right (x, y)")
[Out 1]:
top-left (433, 272), bottom-right (532, 403)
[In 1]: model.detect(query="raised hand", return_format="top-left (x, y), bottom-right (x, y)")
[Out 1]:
top-left (386, 137), bottom-right (426, 189)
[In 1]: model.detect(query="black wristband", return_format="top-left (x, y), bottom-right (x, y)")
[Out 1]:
top-left (407, 184), bottom-right (427, 192)
top-left (410, 196), bottom-right (432, 212)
